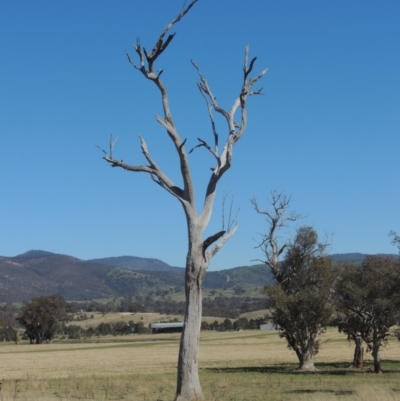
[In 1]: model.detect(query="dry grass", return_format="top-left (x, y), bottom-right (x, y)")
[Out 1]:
top-left (69, 312), bottom-right (227, 329)
top-left (0, 328), bottom-right (400, 400)
top-left (238, 308), bottom-right (270, 320)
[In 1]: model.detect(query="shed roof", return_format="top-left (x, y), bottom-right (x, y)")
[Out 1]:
top-left (150, 322), bottom-right (184, 329)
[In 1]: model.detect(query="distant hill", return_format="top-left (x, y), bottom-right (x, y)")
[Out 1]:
top-left (329, 253), bottom-right (366, 264)
top-left (0, 250), bottom-right (397, 303)
top-left (0, 251), bottom-right (177, 302)
top-left (0, 250), bottom-right (271, 302)
top-left (205, 264), bottom-right (276, 289)
top-left (330, 253), bottom-right (398, 265)
top-left (134, 264), bottom-right (276, 291)
top-left (88, 256), bottom-right (184, 272)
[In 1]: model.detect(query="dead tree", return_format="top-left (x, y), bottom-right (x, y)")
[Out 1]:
top-left (251, 191), bottom-right (302, 274)
top-left (99, 2), bottom-right (267, 400)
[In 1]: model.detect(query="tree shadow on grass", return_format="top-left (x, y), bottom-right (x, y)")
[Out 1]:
top-left (286, 389), bottom-right (354, 396)
top-left (204, 364), bottom-right (346, 375)
top-left (204, 360), bottom-right (400, 376)
top-left (317, 360), bottom-right (400, 374)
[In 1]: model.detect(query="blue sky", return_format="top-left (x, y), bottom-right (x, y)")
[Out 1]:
top-left (1, 0), bottom-right (399, 270)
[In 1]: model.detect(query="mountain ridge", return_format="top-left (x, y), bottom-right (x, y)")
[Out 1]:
top-left (88, 255), bottom-right (184, 272)
top-left (0, 250), bottom-right (397, 303)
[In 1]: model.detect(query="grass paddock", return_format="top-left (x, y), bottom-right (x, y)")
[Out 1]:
top-left (1, 328), bottom-right (400, 400)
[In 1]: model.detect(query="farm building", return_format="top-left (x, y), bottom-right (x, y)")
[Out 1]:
top-left (260, 323), bottom-right (276, 331)
top-left (150, 322), bottom-right (184, 334)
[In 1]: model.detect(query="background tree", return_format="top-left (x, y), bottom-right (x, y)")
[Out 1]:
top-left (223, 318), bottom-right (233, 331)
top-left (99, 2), bottom-right (267, 400)
top-left (0, 325), bottom-right (17, 343)
top-left (233, 317), bottom-right (250, 330)
top-left (251, 191), bottom-right (302, 270)
top-left (18, 295), bottom-right (68, 344)
top-left (265, 226), bottom-right (337, 371)
top-left (253, 193), bottom-right (337, 370)
top-left (0, 303), bottom-right (19, 343)
top-left (335, 256), bottom-right (400, 373)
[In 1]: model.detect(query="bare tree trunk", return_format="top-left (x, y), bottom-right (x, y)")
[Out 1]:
top-left (352, 334), bottom-right (364, 369)
top-left (289, 335), bottom-right (317, 372)
top-left (175, 258), bottom-right (204, 400)
top-left (175, 224), bottom-right (208, 401)
top-left (372, 342), bottom-right (382, 373)
top-left (298, 346), bottom-right (317, 371)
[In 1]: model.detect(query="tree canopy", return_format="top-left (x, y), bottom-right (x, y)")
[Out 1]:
top-left (18, 295), bottom-right (69, 344)
top-left (335, 256), bottom-right (400, 373)
top-left (265, 226), bottom-right (337, 371)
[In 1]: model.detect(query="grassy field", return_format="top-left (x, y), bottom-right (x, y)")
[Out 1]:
top-left (68, 309), bottom-right (271, 330)
top-left (69, 312), bottom-right (232, 329)
top-left (1, 328), bottom-right (400, 400)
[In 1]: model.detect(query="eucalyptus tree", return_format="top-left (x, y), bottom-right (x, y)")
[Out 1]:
top-left (99, 2), bottom-right (267, 400)
top-left (264, 226), bottom-right (337, 371)
top-left (17, 295), bottom-right (68, 344)
top-left (335, 256), bottom-right (400, 373)
top-left (253, 194), bottom-right (337, 370)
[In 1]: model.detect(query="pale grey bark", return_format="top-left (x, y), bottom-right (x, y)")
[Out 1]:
top-left (297, 334), bottom-right (319, 371)
top-left (99, 2), bottom-right (267, 400)
top-left (352, 333), bottom-right (364, 369)
top-left (289, 328), bottom-right (319, 372)
top-left (299, 348), bottom-right (317, 371)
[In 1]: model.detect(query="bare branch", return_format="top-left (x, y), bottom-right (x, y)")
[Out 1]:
top-left (206, 225), bottom-right (238, 262)
top-left (195, 47), bottom-right (267, 230)
top-left (103, 155), bottom-right (153, 173)
top-left (221, 191), bottom-right (240, 233)
top-left (159, 0), bottom-right (198, 39)
top-left (95, 145), bottom-right (107, 155)
top-left (244, 55), bottom-right (257, 80)
top-left (122, 3), bottom-right (198, 205)
top-left (196, 81), bottom-right (219, 153)
top-left (109, 135), bottom-right (119, 159)
top-left (127, 0), bottom-right (199, 74)
top-left (191, 60), bottom-right (231, 125)
top-left (203, 230), bottom-right (226, 252)
top-left (102, 134), bottom-right (185, 201)
top-left (252, 191), bottom-right (303, 272)
top-left (189, 138), bottom-right (219, 161)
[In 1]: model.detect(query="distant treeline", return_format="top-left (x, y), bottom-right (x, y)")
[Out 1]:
top-left (62, 317), bottom-right (267, 339)
top-left (62, 320), bottom-right (149, 339)
top-left (0, 295), bottom-right (267, 343)
top-left (66, 295), bottom-right (267, 319)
